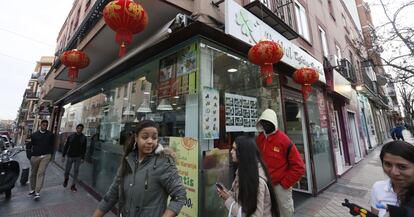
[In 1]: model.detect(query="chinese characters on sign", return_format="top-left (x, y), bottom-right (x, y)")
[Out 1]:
top-left (202, 87), bottom-right (220, 139)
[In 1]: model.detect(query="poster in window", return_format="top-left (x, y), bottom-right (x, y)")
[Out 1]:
top-left (202, 87), bottom-right (219, 139)
top-left (175, 44), bottom-right (198, 95)
top-left (176, 43), bottom-right (197, 77)
top-left (158, 54), bottom-right (177, 98)
top-left (168, 137), bottom-right (199, 217)
top-left (159, 54), bottom-right (176, 82)
top-left (225, 93), bottom-right (257, 132)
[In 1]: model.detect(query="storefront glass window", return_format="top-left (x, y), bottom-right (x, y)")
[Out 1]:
top-left (307, 86), bottom-right (335, 190)
top-left (199, 41), bottom-right (283, 216)
top-left (200, 42), bottom-right (283, 148)
top-left (57, 42), bottom-right (199, 195)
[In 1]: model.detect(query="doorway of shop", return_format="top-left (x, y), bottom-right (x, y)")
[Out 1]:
top-left (333, 110), bottom-right (349, 175)
top-left (284, 100), bottom-right (312, 193)
top-left (347, 112), bottom-right (362, 162)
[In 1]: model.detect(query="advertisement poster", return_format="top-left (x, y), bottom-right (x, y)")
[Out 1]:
top-left (169, 137), bottom-right (199, 217)
top-left (202, 87), bottom-right (220, 139)
top-left (316, 88), bottom-right (328, 128)
top-left (225, 93), bottom-right (257, 132)
top-left (159, 43), bottom-right (198, 98)
top-left (176, 43), bottom-right (197, 77)
top-left (158, 54), bottom-right (177, 98)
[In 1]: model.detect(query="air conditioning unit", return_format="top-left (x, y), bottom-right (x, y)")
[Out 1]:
top-left (328, 55), bottom-right (339, 68)
top-left (340, 58), bottom-right (354, 79)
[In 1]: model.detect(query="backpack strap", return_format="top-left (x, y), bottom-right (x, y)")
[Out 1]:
top-left (287, 143), bottom-right (292, 159)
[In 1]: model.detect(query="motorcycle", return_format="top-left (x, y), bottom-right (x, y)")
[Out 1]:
top-left (0, 148), bottom-right (21, 199)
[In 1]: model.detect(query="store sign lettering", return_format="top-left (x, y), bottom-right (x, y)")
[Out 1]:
top-left (225, 0), bottom-right (326, 84)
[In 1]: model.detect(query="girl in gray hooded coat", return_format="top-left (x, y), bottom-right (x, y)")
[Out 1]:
top-left (92, 120), bottom-right (187, 217)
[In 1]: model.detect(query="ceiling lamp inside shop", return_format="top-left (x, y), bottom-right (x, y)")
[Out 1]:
top-left (123, 105), bottom-right (135, 116)
top-left (292, 67), bottom-right (319, 100)
top-left (103, 0), bottom-right (148, 57)
top-left (157, 98), bottom-right (173, 111)
top-left (137, 99), bottom-right (152, 113)
top-left (248, 40), bottom-right (283, 86)
top-left (59, 49), bottom-right (90, 83)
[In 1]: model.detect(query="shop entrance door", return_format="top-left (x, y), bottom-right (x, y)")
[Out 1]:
top-left (348, 112), bottom-right (362, 162)
top-left (284, 100), bottom-right (312, 193)
top-left (333, 111), bottom-right (347, 175)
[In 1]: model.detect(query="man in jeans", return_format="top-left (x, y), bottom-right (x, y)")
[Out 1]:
top-left (26, 120), bottom-right (55, 200)
top-left (256, 109), bottom-right (305, 217)
top-left (62, 124), bottom-right (87, 192)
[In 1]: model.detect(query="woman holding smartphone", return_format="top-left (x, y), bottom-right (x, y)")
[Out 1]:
top-left (216, 136), bottom-right (280, 217)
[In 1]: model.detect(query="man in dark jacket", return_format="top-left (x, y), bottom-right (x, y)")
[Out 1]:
top-left (26, 120), bottom-right (55, 200)
top-left (256, 109), bottom-right (305, 217)
top-left (62, 124), bottom-right (87, 192)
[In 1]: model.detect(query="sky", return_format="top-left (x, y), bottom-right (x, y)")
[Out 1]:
top-left (0, 0), bottom-right (74, 120)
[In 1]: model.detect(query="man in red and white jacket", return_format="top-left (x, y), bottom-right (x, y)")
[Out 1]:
top-left (256, 109), bottom-right (305, 217)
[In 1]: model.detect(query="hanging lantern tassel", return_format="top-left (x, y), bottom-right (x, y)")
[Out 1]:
top-left (68, 67), bottom-right (79, 83)
top-left (301, 84), bottom-right (312, 100)
top-left (260, 63), bottom-right (274, 85)
top-left (119, 41), bottom-right (126, 57)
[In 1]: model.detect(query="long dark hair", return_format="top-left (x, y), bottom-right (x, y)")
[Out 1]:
top-left (380, 141), bottom-right (414, 206)
top-left (118, 120), bottom-right (159, 208)
top-left (234, 136), bottom-right (279, 217)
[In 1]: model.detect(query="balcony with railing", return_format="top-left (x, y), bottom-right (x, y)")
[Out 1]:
top-left (362, 68), bottom-right (376, 94)
top-left (243, 0), bottom-right (299, 39)
top-left (338, 58), bottom-right (357, 83)
top-left (25, 91), bottom-right (40, 100)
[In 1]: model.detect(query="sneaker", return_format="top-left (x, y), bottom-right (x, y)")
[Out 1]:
top-left (33, 192), bottom-right (40, 201)
top-left (63, 178), bottom-right (68, 188)
top-left (27, 190), bottom-right (35, 197)
top-left (70, 185), bottom-right (77, 192)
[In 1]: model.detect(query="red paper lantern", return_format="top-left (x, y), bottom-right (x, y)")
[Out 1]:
top-left (292, 67), bottom-right (319, 100)
top-left (103, 0), bottom-right (148, 57)
top-left (60, 49), bottom-right (90, 83)
top-left (248, 40), bottom-right (283, 85)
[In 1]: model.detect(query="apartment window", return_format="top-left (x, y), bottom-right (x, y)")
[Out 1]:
top-left (342, 14), bottom-right (349, 33)
top-left (117, 88), bottom-right (120, 98)
top-left (328, 0), bottom-right (335, 19)
top-left (123, 85), bottom-right (128, 98)
top-left (294, 1), bottom-right (310, 41)
top-left (334, 45), bottom-right (341, 64)
top-left (85, 0), bottom-right (91, 11)
top-left (251, 0), bottom-right (272, 9)
top-left (132, 82), bottom-right (136, 93)
top-left (319, 26), bottom-right (329, 57)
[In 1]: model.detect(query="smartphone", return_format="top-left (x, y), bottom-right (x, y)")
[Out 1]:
top-left (216, 182), bottom-right (224, 190)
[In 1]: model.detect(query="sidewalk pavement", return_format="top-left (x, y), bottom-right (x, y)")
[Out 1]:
top-left (0, 162), bottom-right (116, 217)
top-left (294, 130), bottom-right (414, 217)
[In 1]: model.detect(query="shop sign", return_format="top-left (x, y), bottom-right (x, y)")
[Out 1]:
top-left (202, 87), bottom-right (220, 139)
top-left (224, 0), bottom-right (326, 84)
top-left (169, 137), bottom-right (199, 217)
top-left (333, 69), bottom-right (352, 99)
top-left (225, 93), bottom-right (258, 132)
